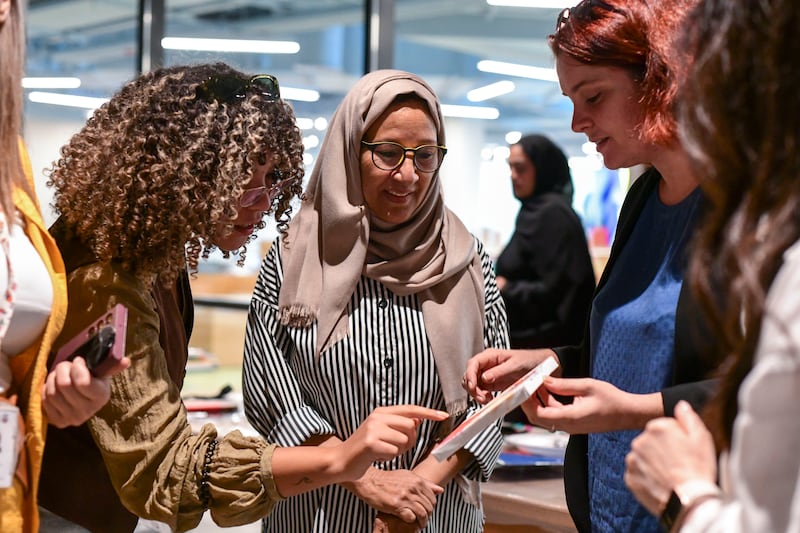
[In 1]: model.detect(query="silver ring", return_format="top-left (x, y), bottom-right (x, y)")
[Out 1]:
top-left (549, 424), bottom-right (556, 433)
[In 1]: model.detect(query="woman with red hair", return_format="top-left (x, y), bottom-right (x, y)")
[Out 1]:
top-left (465, 1), bottom-right (718, 531)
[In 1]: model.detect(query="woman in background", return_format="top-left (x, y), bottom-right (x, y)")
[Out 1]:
top-left (495, 133), bottom-right (594, 350)
top-left (625, 0), bottom-right (800, 531)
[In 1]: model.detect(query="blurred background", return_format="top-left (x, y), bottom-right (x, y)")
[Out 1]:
top-left (23, 4), bottom-right (613, 530)
top-left (23, 0), bottom-right (626, 267)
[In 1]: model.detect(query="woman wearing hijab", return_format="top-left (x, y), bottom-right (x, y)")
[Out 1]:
top-left (495, 134), bottom-right (595, 350)
top-left (243, 69), bottom-right (509, 532)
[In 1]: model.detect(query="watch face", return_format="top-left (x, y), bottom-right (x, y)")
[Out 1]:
top-left (659, 490), bottom-right (682, 532)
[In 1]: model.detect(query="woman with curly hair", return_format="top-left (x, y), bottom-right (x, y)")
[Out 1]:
top-left (35, 63), bottom-right (447, 533)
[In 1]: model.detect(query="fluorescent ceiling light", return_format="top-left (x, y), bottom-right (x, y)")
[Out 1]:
top-left (296, 117), bottom-right (329, 130)
top-left (487, 0), bottom-right (573, 7)
top-left (281, 87), bottom-right (320, 102)
top-left (161, 37), bottom-right (299, 54)
top-left (477, 60), bottom-right (559, 82)
top-left (28, 91), bottom-right (108, 110)
top-left (295, 117), bottom-right (314, 130)
top-left (314, 117), bottom-right (328, 131)
top-left (22, 77), bottom-right (81, 89)
top-left (441, 104), bottom-right (499, 120)
top-left (467, 80), bottom-right (515, 102)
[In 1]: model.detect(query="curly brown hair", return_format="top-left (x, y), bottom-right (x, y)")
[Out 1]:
top-left (47, 63), bottom-right (304, 282)
top-left (549, 0), bottom-right (698, 145)
top-left (681, 0), bottom-right (800, 450)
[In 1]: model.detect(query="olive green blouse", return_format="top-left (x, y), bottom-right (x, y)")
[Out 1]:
top-left (38, 219), bottom-right (282, 533)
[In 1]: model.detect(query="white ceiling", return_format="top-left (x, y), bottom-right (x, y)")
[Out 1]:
top-left (25, 0), bottom-right (585, 156)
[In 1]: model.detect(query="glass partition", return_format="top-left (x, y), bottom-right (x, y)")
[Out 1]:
top-left (21, 0), bottom-right (619, 265)
top-left (24, 0), bottom-right (140, 224)
top-left (395, 0), bottom-right (620, 255)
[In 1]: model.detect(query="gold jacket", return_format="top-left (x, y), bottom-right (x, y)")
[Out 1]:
top-left (0, 142), bottom-right (68, 533)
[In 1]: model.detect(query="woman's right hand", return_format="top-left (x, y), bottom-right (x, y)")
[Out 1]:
top-left (42, 355), bottom-right (131, 428)
top-left (339, 405), bottom-right (448, 481)
top-left (463, 348), bottom-right (557, 404)
top-left (274, 406), bottom-right (446, 499)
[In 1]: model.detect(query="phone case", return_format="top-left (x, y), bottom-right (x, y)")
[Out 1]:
top-left (52, 303), bottom-right (128, 377)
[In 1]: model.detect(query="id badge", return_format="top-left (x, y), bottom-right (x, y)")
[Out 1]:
top-left (0, 402), bottom-right (21, 488)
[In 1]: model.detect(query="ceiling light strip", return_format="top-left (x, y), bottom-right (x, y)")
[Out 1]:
top-left (161, 37), bottom-right (300, 54)
top-left (467, 81), bottom-right (515, 102)
top-left (22, 77), bottom-right (82, 89)
top-left (28, 91), bottom-right (109, 110)
top-left (477, 60), bottom-right (559, 82)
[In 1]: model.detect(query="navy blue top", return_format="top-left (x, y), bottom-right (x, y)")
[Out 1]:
top-left (587, 185), bottom-right (703, 532)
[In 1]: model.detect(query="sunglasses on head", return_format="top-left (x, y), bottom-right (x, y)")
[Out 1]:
top-left (196, 74), bottom-right (280, 104)
top-left (556, 0), bottom-right (622, 32)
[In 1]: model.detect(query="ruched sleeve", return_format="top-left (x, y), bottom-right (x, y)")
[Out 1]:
top-left (64, 262), bottom-right (283, 532)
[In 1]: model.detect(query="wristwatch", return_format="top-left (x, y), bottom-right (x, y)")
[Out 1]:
top-left (659, 479), bottom-right (721, 532)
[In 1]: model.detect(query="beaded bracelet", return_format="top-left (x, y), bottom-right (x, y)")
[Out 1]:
top-left (199, 439), bottom-right (218, 509)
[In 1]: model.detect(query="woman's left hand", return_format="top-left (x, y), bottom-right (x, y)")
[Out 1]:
top-left (373, 511), bottom-right (420, 533)
top-left (344, 466), bottom-right (441, 526)
top-left (42, 356), bottom-right (130, 428)
top-left (520, 376), bottom-right (663, 434)
top-left (624, 400), bottom-right (718, 516)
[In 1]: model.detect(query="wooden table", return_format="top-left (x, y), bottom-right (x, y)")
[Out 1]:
top-left (482, 467), bottom-right (577, 533)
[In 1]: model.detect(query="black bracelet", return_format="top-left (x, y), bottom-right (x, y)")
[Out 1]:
top-left (199, 439), bottom-right (218, 509)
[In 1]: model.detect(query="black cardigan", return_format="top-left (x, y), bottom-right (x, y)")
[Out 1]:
top-left (552, 168), bottom-right (718, 532)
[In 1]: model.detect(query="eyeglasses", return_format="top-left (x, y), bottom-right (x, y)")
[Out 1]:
top-left (361, 141), bottom-right (448, 173)
top-left (556, 0), bottom-right (621, 32)
top-left (239, 170), bottom-right (298, 208)
top-left (196, 74), bottom-right (280, 104)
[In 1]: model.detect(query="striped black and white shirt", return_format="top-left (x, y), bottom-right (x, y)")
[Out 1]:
top-left (243, 238), bottom-right (510, 533)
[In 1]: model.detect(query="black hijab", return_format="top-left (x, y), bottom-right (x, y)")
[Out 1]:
top-left (515, 134), bottom-right (574, 203)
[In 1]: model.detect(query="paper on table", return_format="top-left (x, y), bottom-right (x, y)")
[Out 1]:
top-left (431, 355), bottom-right (559, 461)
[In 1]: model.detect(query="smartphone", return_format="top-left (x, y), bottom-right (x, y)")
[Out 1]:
top-left (51, 303), bottom-right (128, 378)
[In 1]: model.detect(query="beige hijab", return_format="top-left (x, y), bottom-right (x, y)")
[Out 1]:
top-left (279, 70), bottom-right (484, 416)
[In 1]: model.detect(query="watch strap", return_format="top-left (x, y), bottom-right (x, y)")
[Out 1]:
top-left (659, 489), bottom-right (683, 532)
top-left (659, 479), bottom-right (721, 532)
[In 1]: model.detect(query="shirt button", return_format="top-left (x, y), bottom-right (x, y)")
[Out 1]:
top-left (383, 357), bottom-right (393, 368)
top-left (378, 298), bottom-right (389, 309)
